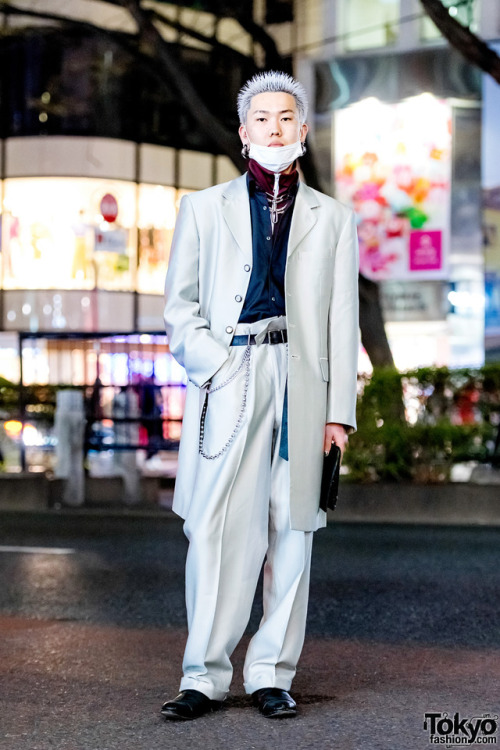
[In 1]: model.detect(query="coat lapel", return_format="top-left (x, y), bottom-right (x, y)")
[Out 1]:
top-left (287, 183), bottom-right (319, 257)
top-left (221, 175), bottom-right (318, 260)
top-left (221, 174), bottom-right (252, 262)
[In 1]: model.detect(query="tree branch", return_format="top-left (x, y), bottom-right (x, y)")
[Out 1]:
top-left (358, 275), bottom-right (395, 368)
top-left (87, 0), bottom-right (257, 69)
top-left (420, 0), bottom-right (500, 84)
top-left (117, 0), bottom-right (245, 167)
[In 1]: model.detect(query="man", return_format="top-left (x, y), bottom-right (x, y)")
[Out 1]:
top-left (161, 71), bottom-right (359, 720)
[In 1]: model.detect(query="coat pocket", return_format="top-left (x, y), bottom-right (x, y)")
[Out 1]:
top-left (319, 357), bottom-right (329, 382)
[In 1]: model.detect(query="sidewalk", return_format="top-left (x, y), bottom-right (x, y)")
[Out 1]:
top-left (1, 472), bottom-right (500, 526)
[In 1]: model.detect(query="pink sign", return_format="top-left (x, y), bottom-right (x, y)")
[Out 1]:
top-left (409, 230), bottom-right (442, 272)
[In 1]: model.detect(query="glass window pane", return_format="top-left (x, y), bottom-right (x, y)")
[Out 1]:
top-left (340, 0), bottom-right (400, 51)
top-left (2, 177), bottom-right (136, 292)
top-left (137, 185), bottom-right (177, 295)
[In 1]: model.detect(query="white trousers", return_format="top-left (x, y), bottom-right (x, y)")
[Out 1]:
top-left (180, 318), bottom-right (313, 701)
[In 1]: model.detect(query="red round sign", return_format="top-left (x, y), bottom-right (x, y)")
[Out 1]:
top-left (100, 193), bottom-right (118, 223)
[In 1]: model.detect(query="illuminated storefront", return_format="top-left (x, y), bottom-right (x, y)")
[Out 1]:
top-left (0, 136), bottom-right (239, 384)
top-left (483, 41), bottom-right (500, 361)
top-left (2, 176), bottom-right (192, 298)
top-left (0, 331), bottom-right (188, 474)
top-left (0, 135), bottom-right (239, 471)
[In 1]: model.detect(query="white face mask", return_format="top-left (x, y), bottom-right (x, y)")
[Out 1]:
top-left (248, 140), bottom-right (303, 173)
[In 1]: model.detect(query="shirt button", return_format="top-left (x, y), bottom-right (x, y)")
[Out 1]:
top-left (266, 236), bottom-right (271, 241)
top-left (225, 326), bottom-right (234, 334)
top-left (235, 295), bottom-right (242, 303)
top-left (271, 297), bottom-right (276, 302)
top-left (263, 206), bottom-right (267, 211)
top-left (244, 264), bottom-right (251, 272)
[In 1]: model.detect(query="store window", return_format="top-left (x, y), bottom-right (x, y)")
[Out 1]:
top-left (137, 185), bottom-right (177, 295)
top-left (136, 187), bottom-right (193, 295)
top-left (421, 0), bottom-right (480, 40)
top-left (0, 333), bottom-right (20, 384)
top-left (1, 176), bottom-right (191, 297)
top-left (340, 0), bottom-right (399, 51)
top-left (1, 177), bottom-right (137, 292)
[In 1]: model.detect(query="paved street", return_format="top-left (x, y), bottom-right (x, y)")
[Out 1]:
top-left (0, 511), bottom-right (499, 749)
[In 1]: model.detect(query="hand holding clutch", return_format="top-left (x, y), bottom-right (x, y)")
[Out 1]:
top-left (319, 444), bottom-right (341, 512)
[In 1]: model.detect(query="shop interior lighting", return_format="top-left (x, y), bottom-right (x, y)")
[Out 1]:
top-left (448, 290), bottom-right (485, 313)
top-left (22, 424), bottom-right (43, 447)
top-left (4, 420), bottom-right (23, 438)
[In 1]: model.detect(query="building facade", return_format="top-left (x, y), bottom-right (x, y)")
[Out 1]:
top-left (289, 0), bottom-right (500, 369)
top-left (1, 0), bottom-right (499, 470)
top-left (2, 0), bottom-right (499, 379)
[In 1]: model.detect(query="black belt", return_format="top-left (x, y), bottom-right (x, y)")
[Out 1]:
top-left (231, 330), bottom-right (288, 346)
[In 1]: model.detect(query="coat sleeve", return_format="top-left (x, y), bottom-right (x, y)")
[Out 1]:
top-left (164, 194), bottom-right (229, 388)
top-left (326, 209), bottom-right (360, 431)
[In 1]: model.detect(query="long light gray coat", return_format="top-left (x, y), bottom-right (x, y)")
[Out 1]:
top-left (164, 173), bottom-right (359, 531)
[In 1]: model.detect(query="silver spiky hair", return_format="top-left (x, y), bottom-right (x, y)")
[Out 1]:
top-left (237, 71), bottom-right (308, 125)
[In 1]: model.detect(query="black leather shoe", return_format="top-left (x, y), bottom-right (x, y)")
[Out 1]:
top-left (161, 689), bottom-right (221, 720)
top-left (252, 688), bottom-right (297, 718)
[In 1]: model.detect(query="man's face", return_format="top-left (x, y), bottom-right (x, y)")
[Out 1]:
top-left (239, 91), bottom-right (308, 148)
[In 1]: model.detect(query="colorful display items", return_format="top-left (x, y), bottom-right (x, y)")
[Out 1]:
top-left (335, 94), bottom-right (451, 281)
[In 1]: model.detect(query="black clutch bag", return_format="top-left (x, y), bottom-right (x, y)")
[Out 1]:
top-left (319, 444), bottom-right (341, 512)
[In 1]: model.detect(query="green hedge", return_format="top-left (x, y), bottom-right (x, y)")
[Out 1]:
top-left (0, 382), bottom-right (84, 418)
top-left (345, 365), bottom-right (500, 482)
top-left (2, 366), bottom-right (500, 482)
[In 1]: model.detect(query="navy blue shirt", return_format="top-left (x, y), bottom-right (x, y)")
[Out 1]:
top-left (238, 175), bottom-right (297, 323)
